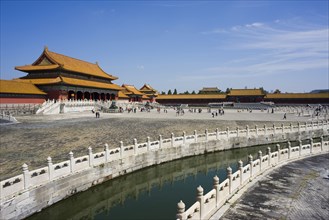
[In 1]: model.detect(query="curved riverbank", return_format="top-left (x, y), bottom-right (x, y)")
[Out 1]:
top-left (220, 153), bottom-right (329, 220)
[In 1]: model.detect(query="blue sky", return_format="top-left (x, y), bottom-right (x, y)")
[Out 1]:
top-left (1, 1), bottom-right (328, 93)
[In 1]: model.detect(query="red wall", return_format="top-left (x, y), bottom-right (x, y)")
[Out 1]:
top-left (0, 97), bottom-right (45, 104)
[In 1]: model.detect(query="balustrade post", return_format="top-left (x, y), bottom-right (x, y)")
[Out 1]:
top-left (176, 200), bottom-right (186, 220)
top-left (246, 125), bottom-right (249, 137)
top-left (298, 122), bottom-right (300, 133)
top-left (287, 141), bottom-right (291, 159)
top-left (248, 155), bottom-right (253, 177)
top-left (226, 127), bottom-right (229, 138)
top-left (236, 127), bottom-right (239, 137)
top-left (273, 124), bottom-right (276, 135)
top-left (158, 135), bottom-right (162, 149)
top-left (213, 176), bottom-right (220, 207)
top-left (227, 167), bottom-right (232, 194)
top-left (276, 144), bottom-right (281, 161)
top-left (196, 185), bottom-right (204, 220)
top-left (119, 141), bottom-right (124, 158)
top-left (255, 125), bottom-right (258, 136)
top-left (258, 151), bottom-right (263, 170)
top-left (133, 138), bottom-right (138, 154)
top-left (281, 123), bottom-right (284, 133)
top-left (104, 143), bottom-right (109, 162)
top-left (194, 130), bottom-right (198, 142)
top-left (147, 136), bottom-right (151, 151)
top-left (298, 138), bottom-right (302, 156)
top-left (171, 133), bottom-right (175, 147)
top-left (266, 147), bottom-right (271, 166)
top-left (47, 156), bottom-right (53, 180)
top-left (183, 131), bottom-right (186, 145)
top-left (216, 128), bottom-right (219, 140)
top-left (69, 151), bottom-right (75, 173)
top-left (88, 147), bottom-right (94, 167)
top-left (22, 163), bottom-right (30, 189)
top-left (309, 138), bottom-right (313, 154)
top-left (320, 135), bottom-right (324, 151)
top-left (238, 160), bottom-right (243, 186)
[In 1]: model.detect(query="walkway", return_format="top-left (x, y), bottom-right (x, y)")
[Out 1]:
top-left (220, 154), bottom-right (329, 220)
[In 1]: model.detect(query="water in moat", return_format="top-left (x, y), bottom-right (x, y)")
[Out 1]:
top-left (27, 142), bottom-right (293, 220)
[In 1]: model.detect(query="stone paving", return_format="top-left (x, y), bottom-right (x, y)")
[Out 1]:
top-left (221, 154), bottom-right (329, 220)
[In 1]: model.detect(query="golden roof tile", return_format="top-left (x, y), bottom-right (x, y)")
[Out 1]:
top-left (157, 94), bottom-right (227, 100)
top-left (228, 89), bottom-right (264, 96)
top-left (122, 84), bottom-right (144, 95)
top-left (15, 77), bottom-right (62, 85)
top-left (0, 79), bottom-right (46, 95)
top-left (61, 77), bottom-right (122, 90)
top-left (15, 47), bottom-right (118, 80)
top-left (265, 93), bottom-right (329, 99)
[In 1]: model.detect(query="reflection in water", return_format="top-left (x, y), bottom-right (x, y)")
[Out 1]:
top-left (27, 143), bottom-right (286, 220)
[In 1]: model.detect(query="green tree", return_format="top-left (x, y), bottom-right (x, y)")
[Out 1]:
top-left (225, 88), bottom-right (231, 94)
top-left (161, 91), bottom-right (165, 95)
top-left (191, 90), bottom-right (196, 94)
top-left (183, 90), bottom-right (190, 94)
top-left (173, 89), bottom-right (178, 95)
top-left (167, 89), bottom-right (172, 95)
top-left (274, 89), bottom-right (281, 94)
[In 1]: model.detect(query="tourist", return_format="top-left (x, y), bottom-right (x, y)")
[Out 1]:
top-left (283, 113), bottom-right (286, 120)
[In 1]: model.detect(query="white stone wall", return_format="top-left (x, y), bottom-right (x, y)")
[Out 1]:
top-left (0, 121), bottom-right (328, 220)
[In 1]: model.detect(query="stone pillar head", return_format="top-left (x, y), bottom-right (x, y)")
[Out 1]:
top-left (267, 147), bottom-right (271, 154)
top-left (134, 138), bottom-right (138, 144)
top-left (248, 154), bottom-right (253, 162)
top-left (183, 131), bottom-right (186, 136)
top-left (226, 166), bottom-right (232, 175)
top-left (258, 150), bottom-right (263, 158)
top-left (213, 175), bottom-right (219, 186)
top-left (276, 144), bottom-right (280, 150)
top-left (177, 200), bottom-right (185, 214)
top-left (287, 141), bottom-right (291, 148)
top-left (88, 146), bottom-right (93, 154)
top-left (69, 151), bottom-right (74, 158)
top-left (22, 163), bottom-right (28, 171)
top-left (47, 156), bottom-right (52, 164)
top-left (196, 185), bottom-right (204, 197)
top-left (238, 160), bottom-right (243, 168)
top-left (147, 136), bottom-right (150, 142)
top-left (171, 133), bottom-right (175, 138)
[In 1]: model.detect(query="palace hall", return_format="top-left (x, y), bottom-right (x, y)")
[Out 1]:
top-left (14, 47), bottom-right (122, 101)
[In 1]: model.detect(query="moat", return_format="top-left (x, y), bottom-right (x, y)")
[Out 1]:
top-left (27, 143), bottom-right (288, 220)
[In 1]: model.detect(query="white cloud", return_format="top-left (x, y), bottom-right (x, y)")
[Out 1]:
top-left (137, 65), bottom-right (144, 70)
top-left (200, 19), bottom-right (328, 78)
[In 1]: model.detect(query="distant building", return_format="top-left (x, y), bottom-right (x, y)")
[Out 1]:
top-left (310, 89), bottom-right (329, 94)
top-left (198, 87), bottom-right (221, 94)
top-left (121, 84), bottom-right (146, 102)
top-left (156, 94), bottom-right (226, 106)
top-left (0, 79), bottom-right (46, 104)
top-left (227, 89), bottom-right (265, 102)
top-left (15, 47), bottom-right (122, 101)
top-left (264, 93), bottom-right (329, 104)
top-left (139, 84), bottom-right (158, 102)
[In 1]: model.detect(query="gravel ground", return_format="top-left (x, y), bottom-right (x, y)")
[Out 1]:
top-left (221, 153), bottom-right (329, 220)
top-left (0, 109), bottom-right (321, 181)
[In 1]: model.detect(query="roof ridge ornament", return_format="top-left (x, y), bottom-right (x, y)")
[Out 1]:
top-left (44, 45), bottom-right (48, 51)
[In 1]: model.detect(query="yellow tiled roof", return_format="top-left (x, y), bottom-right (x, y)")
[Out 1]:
top-left (118, 91), bottom-right (129, 99)
top-left (15, 64), bottom-right (59, 71)
top-left (140, 84), bottom-right (157, 92)
top-left (61, 77), bottom-right (122, 90)
top-left (15, 47), bottom-right (118, 80)
top-left (265, 93), bottom-right (329, 99)
top-left (157, 94), bottom-right (227, 100)
top-left (228, 89), bottom-right (264, 96)
top-left (16, 77), bottom-right (122, 91)
top-left (122, 84), bottom-right (144, 95)
top-left (0, 79), bottom-right (46, 95)
top-left (15, 77), bottom-right (62, 85)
